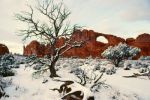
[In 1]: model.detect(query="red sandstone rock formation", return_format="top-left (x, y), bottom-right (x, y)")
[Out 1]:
top-left (23, 29), bottom-right (125, 58)
top-left (0, 43), bottom-right (9, 55)
top-left (61, 29), bottom-right (125, 58)
top-left (126, 33), bottom-right (150, 58)
top-left (23, 40), bottom-right (45, 57)
top-left (24, 30), bottom-right (150, 58)
top-left (126, 38), bottom-right (135, 45)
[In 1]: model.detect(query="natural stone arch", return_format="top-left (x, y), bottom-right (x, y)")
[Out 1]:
top-left (96, 36), bottom-right (108, 43)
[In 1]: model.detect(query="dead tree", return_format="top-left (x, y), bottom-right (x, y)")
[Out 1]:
top-left (76, 71), bottom-right (109, 92)
top-left (123, 72), bottom-right (150, 79)
top-left (15, 0), bottom-right (84, 78)
top-left (0, 86), bottom-right (5, 98)
top-left (50, 79), bottom-right (95, 100)
top-left (50, 79), bottom-right (74, 95)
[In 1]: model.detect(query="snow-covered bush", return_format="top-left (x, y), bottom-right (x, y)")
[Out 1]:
top-left (101, 63), bottom-right (116, 75)
top-left (101, 43), bottom-right (140, 67)
top-left (106, 67), bottom-right (116, 75)
top-left (95, 61), bottom-right (116, 75)
top-left (124, 60), bottom-right (150, 74)
top-left (24, 55), bottom-right (38, 65)
top-left (0, 54), bottom-right (16, 77)
top-left (139, 56), bottom-right (150, 60)
top-left (124, 60), bottom-right (150, 69)
top-left (123, 60), bottom-right (132, 70)
top-left (139, 68), bottom-right (148, 73)
top-left (71, 66), bottom-right (109, 92)
top-left (14, 56), bottom-right (26, 65)
top-left (133, 62), bottom-right (143, 69)
top-left (71, 68), bottom-right (85, 77)
top-left (0, 77), bottom-right (12, 98)
top-left (0, 54), bottom-right (15, 66)
top-left (33, 64), bottom-right (43, 70)
top-left (24, 55), bottom-right (54, 78)
top-left (99, 67), bottom-right (106, 73)
top-left (25, 55), bottom-right (46, 68)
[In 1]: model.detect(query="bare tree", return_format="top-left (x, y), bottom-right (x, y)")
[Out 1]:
top-left (75, 69), bottom-right (108, 92)
top-left (15, 0), bottom-right (83, 78)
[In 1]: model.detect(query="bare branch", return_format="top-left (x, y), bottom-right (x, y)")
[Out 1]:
top-left (16, 0), bottom-right (84, 78)
top-left (77, 70), bottom-right (87, 86)
top-left (94, 72), bottom-right (104, 84)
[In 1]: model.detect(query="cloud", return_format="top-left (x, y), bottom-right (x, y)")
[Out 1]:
top-left (0, 40), bottom-right (23, 54)
top-left (120, 0), bottom-right (150, 21)
top-left (0, 0), bottom-right (150, 53)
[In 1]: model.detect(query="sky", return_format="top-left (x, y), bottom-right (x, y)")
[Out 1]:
top-left (0, 0), bottom-right (150, 54)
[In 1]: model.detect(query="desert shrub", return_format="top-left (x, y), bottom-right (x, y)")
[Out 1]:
top-left (124, 60), bottom-right (150, 74)
top-left (0, 77), bottom-right (12, 98)
top-left (95, 61), bottom-right (116, 75)
top-left (71, 67), bottom-right (84, 76)
top-left (0, 54), bottom-right (15, 65)
top-left (139, 56), bottom-right (150, 60)
top-left (33, 64), bottom-right (43, 70)
top-left (101, 43), bottom-right (140, 67)
top-left (0, 54), bottom-right (16, 77)
top-left (99, 67), bottom-right (106, 73)
top-left (104, 64), bottom-right (116, 75)
top-left (0, 69), bottom-right (15, 77)
top-left (24, 55), bottom-right (53, 78)
top-left (25, 55), bottom-right (46, 68)
top-left (13, 54), bottom-right (26, 64)
top-left (24, 55), bottom-right (38, 65)
top-left (124, 60), bottom-right (150, 69)
top-left (0, 86), bottom-right (5, 98)
top-left (105, 68), bottom-right (116, 75)
top-left (139, 68), bottom-right (148, 73)
top-left (123, 60), bottom-right (132, 70)
top-left (74, 68), bottom-right (109, 92)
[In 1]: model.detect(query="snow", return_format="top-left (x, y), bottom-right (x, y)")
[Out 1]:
top-left (63, 82), bottom-right (93, 100)
top-left (1, 57), bottom-right (150, 100)
top-left (104, 69), bottom-right (150, 100)
top-left (2, 65), bottom-right (61, 100)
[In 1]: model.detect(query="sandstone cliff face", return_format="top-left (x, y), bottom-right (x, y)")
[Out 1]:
top-left (23, 30), bottom-right (150, 58)
top-left (58, 29), bottom-right (125, 58)
top-left (126, 38), bottom-right (135, 45)
top-left (0, 43), bottom-right (9, 55)
top-left (23, 30), bottom-right (125, 58)
top-left (23, 40), bottom-right (45, 57)
top-left (126, 33), bottom-right (150, 58)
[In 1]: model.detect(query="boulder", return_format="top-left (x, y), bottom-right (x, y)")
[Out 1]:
top-left (0, 44), bottom-right (9, 55)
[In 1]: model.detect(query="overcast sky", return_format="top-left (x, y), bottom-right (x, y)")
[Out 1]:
top-left (0, 0), bottom-right (150, 54)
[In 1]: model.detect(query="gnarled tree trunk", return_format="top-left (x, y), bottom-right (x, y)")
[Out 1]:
top-left (49, 54), bottom-right (59, 78)
top-left (49, 61), bottom-right (58, 78)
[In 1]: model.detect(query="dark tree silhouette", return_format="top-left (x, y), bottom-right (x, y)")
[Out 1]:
top-left (16, 0), bottom-right (83, 78)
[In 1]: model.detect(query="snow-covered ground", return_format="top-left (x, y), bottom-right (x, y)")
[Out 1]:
top-left (1, 58), bottom-right (150, 100)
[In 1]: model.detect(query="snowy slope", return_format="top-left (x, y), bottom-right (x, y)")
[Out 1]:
top-left (1, 58), bottom-right (150, 100)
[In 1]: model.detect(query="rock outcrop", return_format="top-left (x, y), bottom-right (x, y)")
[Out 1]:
top-left (61, 30), bottom-right (125, 58)
top-left (23, 29), bottom-right (125, 58)
top-left (23, 40), bottom-right (45, 57)
top-left (126, 33), bottom-right (150, 58)
top-left (0, 43), bottom-right (9, 55)
top-left (23, 30), bottom-right (150, 59)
